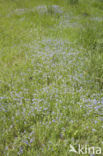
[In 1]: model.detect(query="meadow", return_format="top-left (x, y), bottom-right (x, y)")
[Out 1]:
top-left (0, 0), bottom-right (103, 155)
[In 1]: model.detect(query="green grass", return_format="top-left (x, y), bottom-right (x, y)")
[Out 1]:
top-left (0, 0), bottom-right (103, 155)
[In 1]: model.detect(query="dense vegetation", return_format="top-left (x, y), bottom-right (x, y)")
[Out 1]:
top-left (0, 0), bottom-right (103, 155)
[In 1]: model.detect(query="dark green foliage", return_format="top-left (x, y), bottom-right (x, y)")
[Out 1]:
top-left (67, 0), bottom-right (79, 5)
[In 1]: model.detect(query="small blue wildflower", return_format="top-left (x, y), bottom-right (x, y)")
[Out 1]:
top-left (52, 119), bottom-right (55, 122)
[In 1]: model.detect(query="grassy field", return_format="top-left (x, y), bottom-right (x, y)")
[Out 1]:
top-left (0, 0), bottom-right (103, 155)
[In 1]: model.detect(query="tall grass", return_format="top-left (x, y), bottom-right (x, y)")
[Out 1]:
top-left (79, 20), bottom-right (103, 88)
top-left (67, 0), bottom-right (79, 5)
top-left (0, 0), bottom-right (103, 155)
